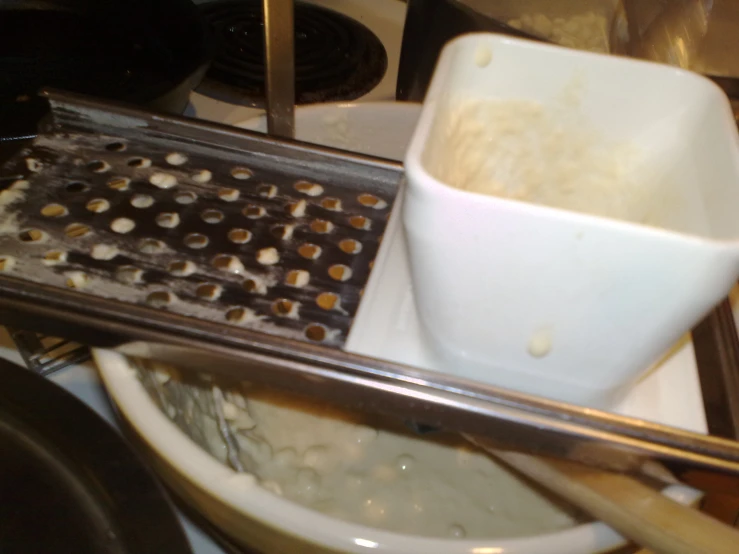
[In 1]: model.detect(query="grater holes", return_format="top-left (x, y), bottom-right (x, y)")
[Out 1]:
top-left (66, 182), bottom-right (89, 194)
top-left (111, 218), bottom-right (135, 234)
top-left (258, 184), bottom-right (278, 198)
top-left (105, 142), bottom-right (126, 152)
top-left (287, 199), bottom-right (307, 217)
top-left (212, 254), bottom-right (245, 274)
top-left (271, 224), bottom-right (294, 241)
top-left (294, 181), bottom-right (324, 197)
top-left (218, 188), bottom-right (240, 202)
top-left (175, 191), bottom-right (197, 205)
top-left (149, 172), bottom-right (177, 189)
top-left (272, 298), bottom-right (298, 318)
top-left (156, 212), bottom-right (180, 229)
top-left (202, 209), bottom-right (225, 224)
top-left (131, 194), bottom-right (154, 209)
top-left (165, 152), bottom-right (188, 166)
top-left (226, 307), bottom-right (256, 324)
top-left (196, 283), bottom-right (222, 301)
top-left (25, 157), bottom-right (43, 172)
top-left (42, 250), bottom-right (67, 266)
top-left (285, 269), bottom-right (310, 288)
top-left (64, 223), bottom-right (90, 239)
top-left (349, 215), bottom-right (371, 230)
top-left (138, 238), bottom-right (166, 254)
top-left (310, 219), bottom-right (333, 234)
top-left (90, 244), bottom-right (119, 260)
top-left (316, 292), bottom-right (340, 311)
top-left (169, 260), bottom-right (197, 276)
top-left (87, 160), bottom-right (110, 173)
top-left (243, 277), bottom-right (267, 294)
top-left (41, 203), bottom-right (68, 218)
top-left (117, 266), bottom-right (144, 284)
top-left (358, 193), bottom-right (387, 209)
top-left (65, 271), bottom-right (90, 289)
top-left (231, 167), bottom-right (254, 180)
top-left (184, 233), bottom-right (209, 249)
top-left (86, 198), bottom-right (110, 213)
top-left (127, 157), bottom-right (152, 168)
top-left (191, 170), bottom-right (212, 184)
top-left (257, 247), bottom-right (279, 265)
top-left (108, 177), bottom-right (130, 191)
top-left (0, 256), bottom-right (15, 272)
top-left (321, 198), bottom-right (342, 212)
top-left (298, 243), bottom-right (321, 260)
top-left (146, 290), bottom-right (175, 308)
top-left (305, 323), bottom-right (327, 342)
top-left (328, 264), bottom-right (352, 282)
top-left (243, 205), bottom-right (266, 219)
top-left (339, 238), bottom-right (362, 254)
top-left (228, 228), bottom-right (252, 244)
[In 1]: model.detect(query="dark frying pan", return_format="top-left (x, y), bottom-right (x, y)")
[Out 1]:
top-left (0, 357), bottom-right (193, 554)
top-left (0, 0), bottom-right (211, 158)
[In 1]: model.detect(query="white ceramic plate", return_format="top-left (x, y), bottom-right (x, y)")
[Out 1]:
top-left (96, 102), bottom-right (705, 554)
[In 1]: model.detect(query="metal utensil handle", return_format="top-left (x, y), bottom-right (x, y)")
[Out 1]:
top-left (263, 0), bottom-right (295, 138)
top-left (693, 298), bottom-right (739, 440)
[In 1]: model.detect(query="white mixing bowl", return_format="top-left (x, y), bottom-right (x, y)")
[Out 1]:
top-left (94, 101), bottom-right (700, 554)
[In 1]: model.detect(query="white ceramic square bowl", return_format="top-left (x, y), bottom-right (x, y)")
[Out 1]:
top-left (404, 33), bottom-right (739, 408)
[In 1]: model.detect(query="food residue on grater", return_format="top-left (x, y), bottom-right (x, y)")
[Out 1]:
top-left (228, 228), bottom-right (252, 244)
top-left (0, 256), bottom-right (16, 272)
top-left (295, 181), bottom-right (324, 197)
top-left (111, 218), bottom-right (136, 234)
top-left (257, 247), bottom-right (280, 265)
top-left (226, 306), bottom-right (258, 324)
top-left (91, 244), bottom-right (119, 260)
top-left (166, 152), bottom-right (188, 166)
top-left (149, 172), bottom-right (177, 189)
top-left (117, 265), bottom-right (144, 284)
top-left (131, 194), bottom-right (155, 209)
top-left (156, 212), bottom-right (180, 229)
top-left (64, 271), bottom-right (90, 289)
top-left (243, 277), bottom-right (268, 294)
top-left (86, 198), bottom-right (111, 213)
top-left (168, 260), bottom-right (197, 277)
top-left (285, 269), bottom-right (310, 288)
top-left (298, 243), bottom-right (322, 260)
top-left (272, 298), bottom-right (299, 319)
top-left (0, 180), bottom-right (29, 235)
top-left (288, 199), bottom-right (307, 217)
top-left (218, 188), bottom-right (240, 202)
top-left (192, 170), bottom-right (212, 184)
top-left (42, 251), bottom-right (67, 266)
top-left (25, 158), bottom-right (43, 172)
top-left (212, 254), bottom-right (246, 274)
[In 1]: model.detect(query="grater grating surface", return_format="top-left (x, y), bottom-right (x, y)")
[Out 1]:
top-left (0, 91), bottom-right (400, 348)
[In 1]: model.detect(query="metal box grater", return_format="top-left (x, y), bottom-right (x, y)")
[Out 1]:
top-left (0, 90), bottom-right (400, 349)
top-left (8, 91), bottom-right (739, 492)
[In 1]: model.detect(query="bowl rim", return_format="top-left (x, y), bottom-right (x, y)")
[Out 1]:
top-left (94, 348), bottom-right (701, 554)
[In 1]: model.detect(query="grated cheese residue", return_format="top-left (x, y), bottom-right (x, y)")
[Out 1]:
top-left (426, 97), bottom-right (653, 223)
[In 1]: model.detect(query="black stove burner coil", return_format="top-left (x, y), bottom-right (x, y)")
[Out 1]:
top-left (198, 0), bottom-right (387, 105)
top-left (0, 0), bottom-right (212, 158)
